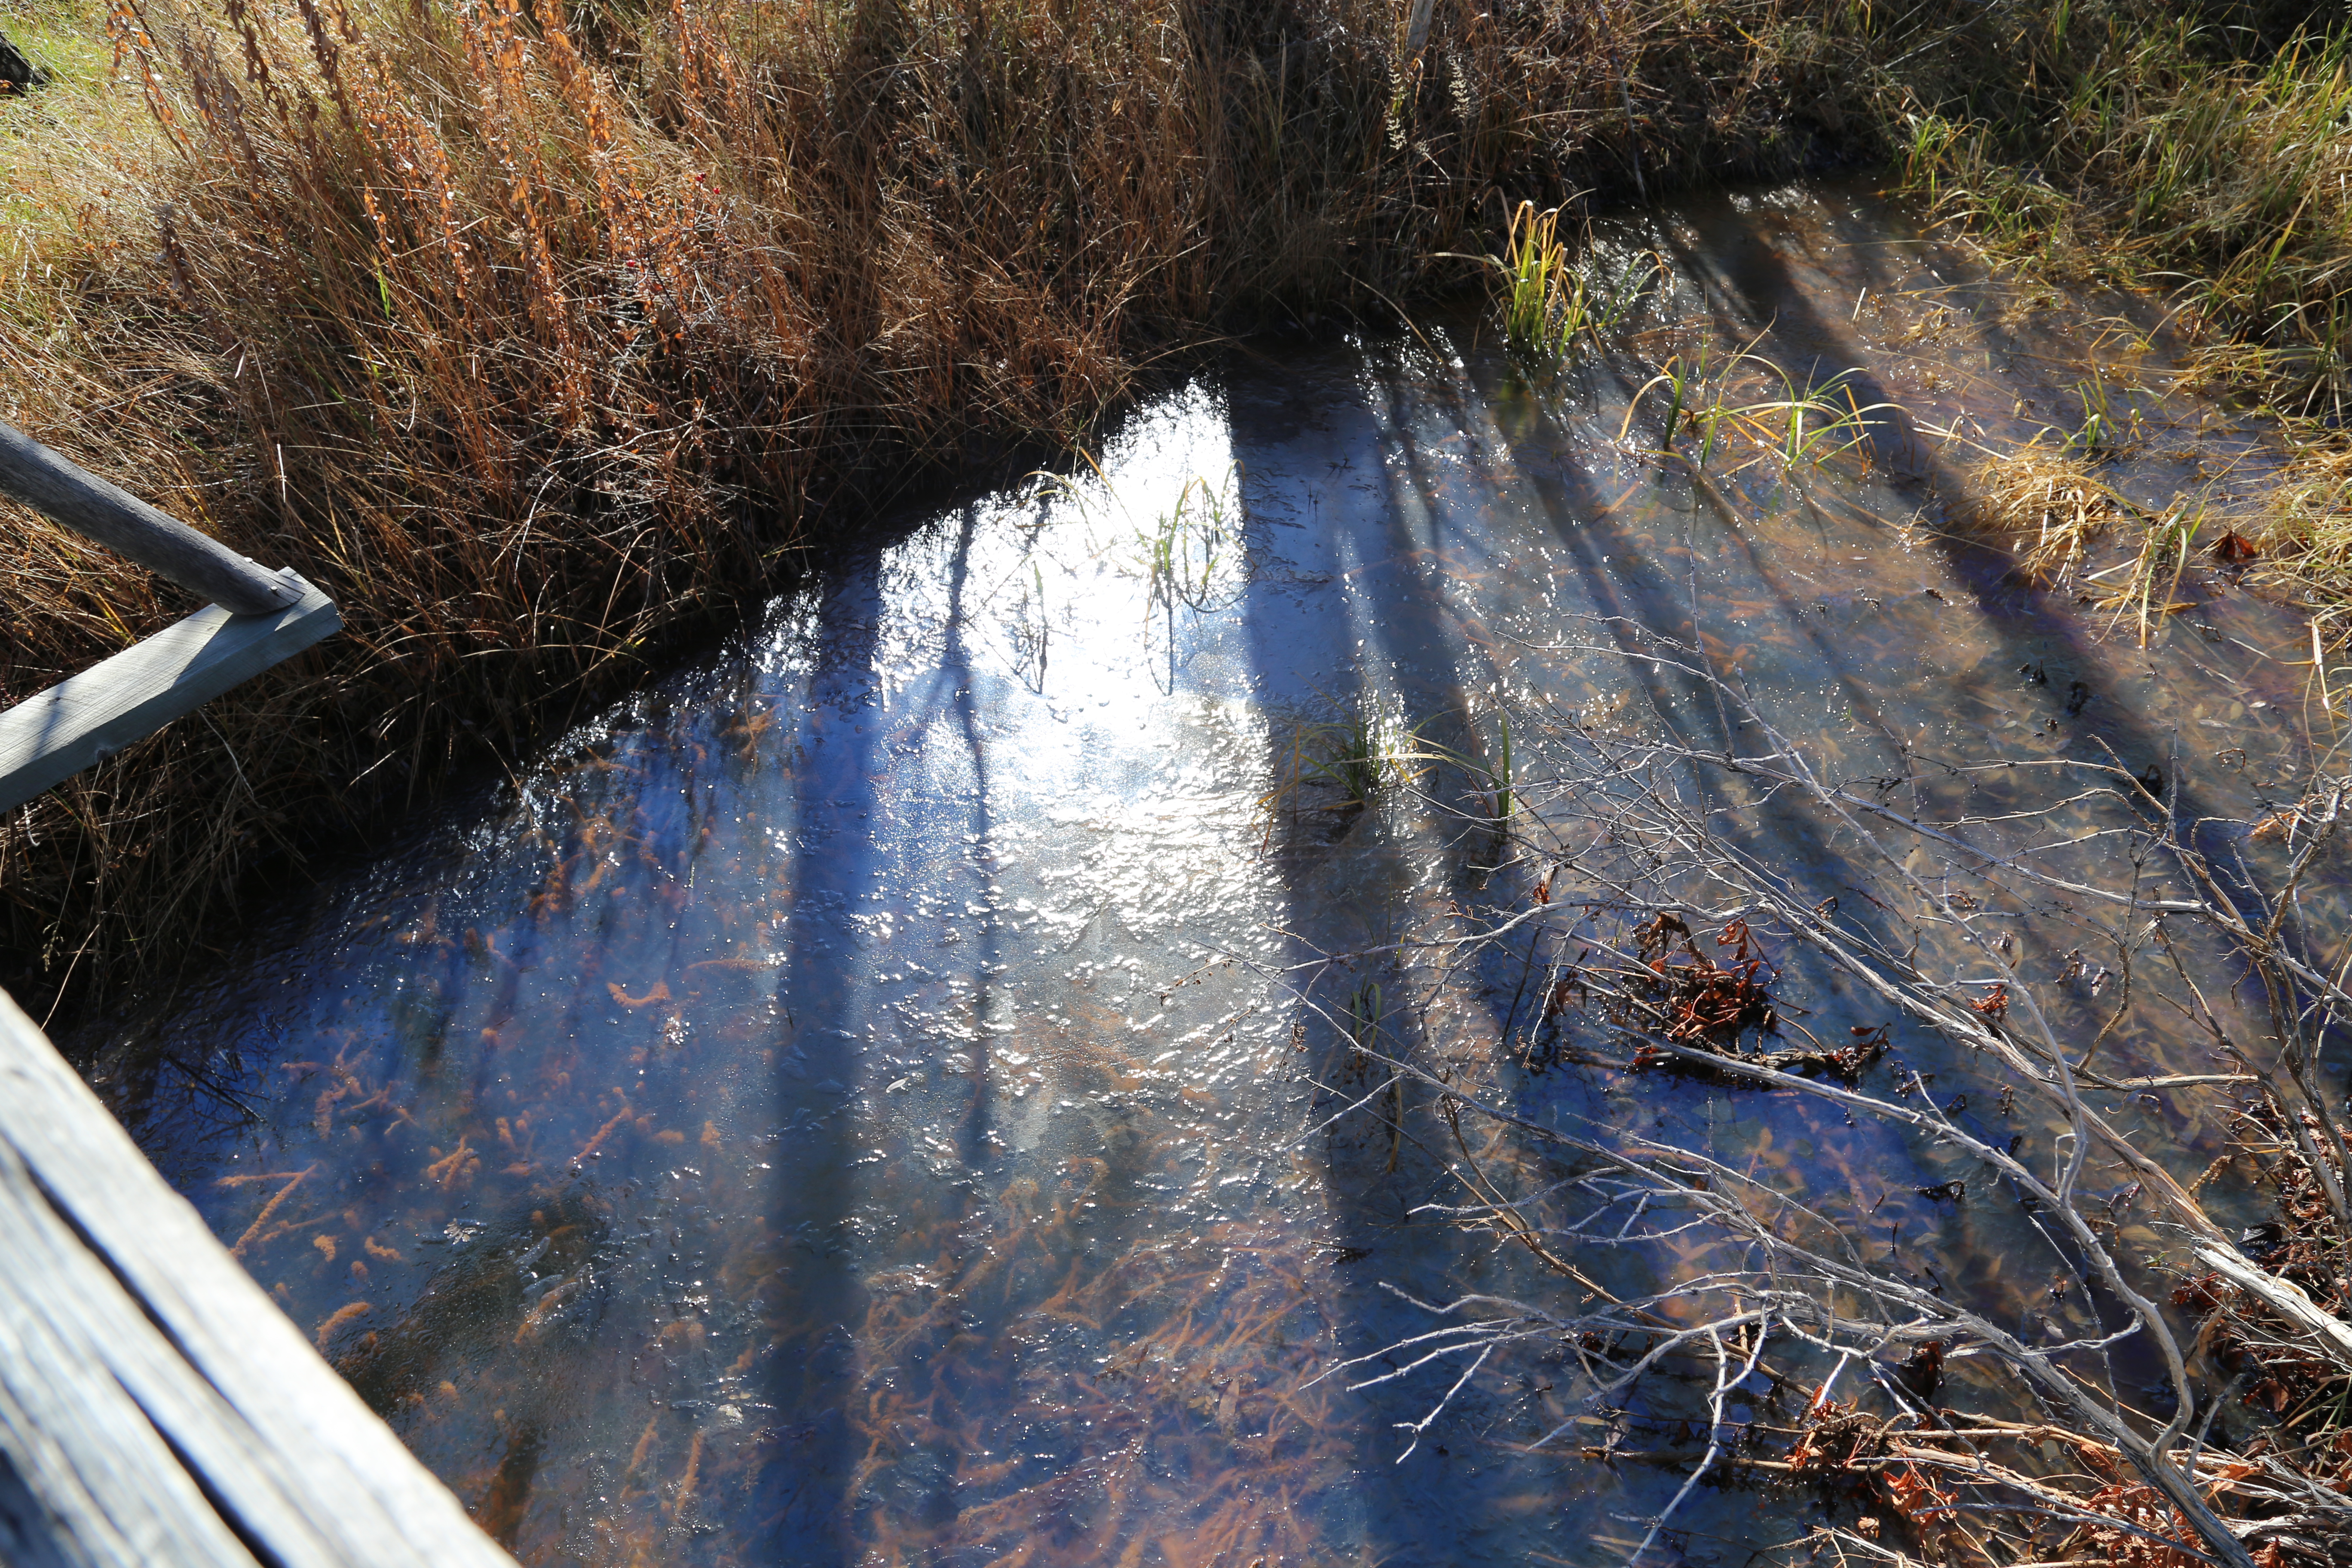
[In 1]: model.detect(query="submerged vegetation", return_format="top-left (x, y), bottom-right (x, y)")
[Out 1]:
top-left (0, 0), bottom-right (2337, 1017)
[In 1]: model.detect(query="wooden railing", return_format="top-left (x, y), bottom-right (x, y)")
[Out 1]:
top-left (0, 423), bottom-right (517, 1564)
top-left (0, 420), bottom-right (342, 812)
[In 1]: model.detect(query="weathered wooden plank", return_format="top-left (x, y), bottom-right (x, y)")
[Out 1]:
top-left (0, 1449), bottom-right (98, 1568)
top-left (0, 421), bottom-right (297, 616)
top-left (0, 988), bottom-right (517, 1568)
top-left (0, 1137), bottom-right (264, 1568)
top-left (0, 575), bottom-right (340, 813)
top-left (3, 1115), bottom-right (376, 1565)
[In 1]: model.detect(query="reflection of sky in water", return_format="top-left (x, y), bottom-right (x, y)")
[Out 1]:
top-left (95, 182), bottom-right (2330, 1568)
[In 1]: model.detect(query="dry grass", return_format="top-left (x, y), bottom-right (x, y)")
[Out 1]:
top-left (1900, 9), bottom-right (2351, 371)
top-left (1960, 444), bottom-right (2129, 587)
top-left (2265, 445), bottom-right (2352, 587)
top-left (1895, 8), bottom-right (2352, 619)
top-left (0, 0), bottom-right (2305, 1018)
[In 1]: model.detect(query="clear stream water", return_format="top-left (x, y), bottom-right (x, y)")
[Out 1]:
top-left (82, 182), bottom-right (2335, 1567)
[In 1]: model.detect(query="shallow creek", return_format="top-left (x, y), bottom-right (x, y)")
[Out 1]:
top-left (83, 181), bottom-right (2339, 1567)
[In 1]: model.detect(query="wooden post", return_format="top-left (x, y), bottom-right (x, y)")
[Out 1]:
top-left (0, 987), bottom-right (519, 1568)
top-left (0, 422), bottom-right (299, 617)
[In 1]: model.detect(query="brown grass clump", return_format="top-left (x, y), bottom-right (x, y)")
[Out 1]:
top-left (2175, 1108), bottom-right (2351, 1439)
top-left (0, 0), bottom-right (2301, 1018)
top-left (1963, 444), bottom-right (2129, 586)
top-left (2260, 444), bottom-right (2352, 594)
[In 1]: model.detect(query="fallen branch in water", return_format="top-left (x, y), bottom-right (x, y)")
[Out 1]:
top-left (1271, 619), bottom-right (2352, 1568)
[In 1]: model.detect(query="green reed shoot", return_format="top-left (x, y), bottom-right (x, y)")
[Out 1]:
top-left (1300, 710), bottom-right (1399, 805)
top-left (1752, 363), bottom-right (1899, 468)
top-left (1651, 342), bottom-right (1712, 457)
top-left (2121, 503), bottom-right (2205, 647)
top-left (1256, 704), bottom-right (1427, 836)
top-left (2083, 496), bottom-right (2206, 646)
top-left (1347, 979), bottom-right (1382, 1052)
top-left (1482, 710), bottom-right (1514, 829)
top-left (1414, 712), bottom-right (1518, 833)
top-left (2066, 368), bottom-right (2118, 456)
top-left (1501, 202), bottom-right (1576, 358)
top-left (1623, 346), bottom-right (1898, 472)
top-left (1900, 113), bottom-right (1974, 202)
top-left (1140, 466), bottom-right (1242, 614)
top-left (1452, 202), bottom-right (1654, 369)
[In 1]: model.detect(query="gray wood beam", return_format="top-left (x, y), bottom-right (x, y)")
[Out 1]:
top-left (0, 987), bottom-right (519, 1568)
top-left (0, 423), bottom-right (298, 620)
top-left (0, 575), bottom-right (340, 813)
top-left (0, 423), bottom-right (297, 616)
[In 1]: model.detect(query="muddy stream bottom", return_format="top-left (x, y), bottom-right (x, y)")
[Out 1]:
top-left (81, 182), bottom-right (2340, 1568)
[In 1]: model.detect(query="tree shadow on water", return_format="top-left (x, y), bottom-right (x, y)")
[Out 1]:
top-left (743, 508), bottom-right (1177, 1567)
top-left (1219, 338), bottom-right (1675, 1567)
